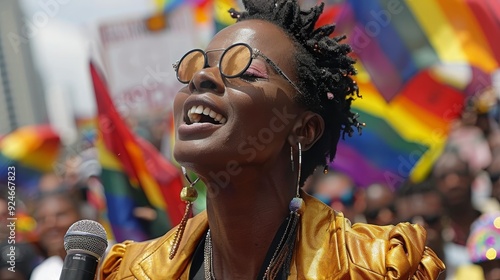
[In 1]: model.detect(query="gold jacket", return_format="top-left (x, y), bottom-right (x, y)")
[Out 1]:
top-left (100, 192), bottom-right (445, 279)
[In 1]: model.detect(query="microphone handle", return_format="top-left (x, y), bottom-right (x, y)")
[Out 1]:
top-left (59, 252), bottom-right (99, 280)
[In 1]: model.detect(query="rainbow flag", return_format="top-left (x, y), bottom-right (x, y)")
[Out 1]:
top-left (151, 0), bottom-right (239, 35)
top-left (154, 0), bottom-right (183, 12)
top-left (75, 117), bottom-right (98, 147)
top-left (193, 0), bottom-right (212, 24)
top-left (0, 125), bottom-right (61, 193)
top-left (90, 62), bottom-right (185, 242)
top-left (327, 0), bottom-right (500, 188)
top-left (331, 63), bottom-right (470, 188)
top-left (213, 0), bottom-right (239, 32)
top-left (336, 0), bottom-right (499, 101)
top-left (154, 0), bottom-right (208, 13)
top-left (313, 1), bottom-right (343, 28)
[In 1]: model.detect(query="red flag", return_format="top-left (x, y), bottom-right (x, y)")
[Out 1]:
top-left (90, 62), bottom-right (184, 241)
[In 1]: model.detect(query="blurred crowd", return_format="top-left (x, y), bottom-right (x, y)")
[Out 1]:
top-left (304, 88), bottom-right (500, 280)
top-left (2, 91), bottom-right (500, 280)
top-left (0, 146), bottom-right (108, 280)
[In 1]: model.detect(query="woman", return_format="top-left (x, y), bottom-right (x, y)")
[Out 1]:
top-left (100, 0), bottom-right (445, 279)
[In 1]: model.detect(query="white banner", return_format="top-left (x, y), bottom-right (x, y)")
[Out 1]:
top-left (98, 6), bottom-right (201, 118)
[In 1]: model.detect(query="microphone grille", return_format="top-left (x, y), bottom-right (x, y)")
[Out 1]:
top-left (64, 220), bottom-right (108, 258)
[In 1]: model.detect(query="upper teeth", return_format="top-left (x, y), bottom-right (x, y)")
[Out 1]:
top-left (188, 105), bottom-right (227, 124)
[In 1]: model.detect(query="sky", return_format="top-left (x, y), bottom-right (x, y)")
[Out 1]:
top-left (19, 0), bottom-right (158, 143)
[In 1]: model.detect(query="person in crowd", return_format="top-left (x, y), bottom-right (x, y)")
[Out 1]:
top-left (74, 147), bottom-right (104, 221)
top-left (432, 149), bottom-right (482, 246)
top-left (431, 149), bottom-right (483, 279)
top-left (456, 212), bottom-right (500, 280)
top-left (51, 149), bottom-right (103, 222)
top-left (100, 0), bottom-right (445, 278)
top-left (487, 149), bottom-right (500, 212)
top-left (0, 190), bottom-right (9, 241)
top-left (488, 127), bottom-right (500, 155)
top-left (312, 170), bottom-right (366, 223)
top-left (395, 178), bottom-right (447, 280)
top-left (61, 154), bottom-right (83, 190)
top-left (364, 182), bottom-right (396, 226)
top-left (30, 190), bottom-right (82, 280)
top-left (446, 121), bottom-right (494, 214)
top-left (0, 241), bottom-right (40, 280)
top-left (457, 87), bottom-right (499, 138)
top-left (37, 173), bottom-right (63, 193)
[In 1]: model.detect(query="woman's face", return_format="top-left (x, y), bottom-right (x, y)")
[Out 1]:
top-left (173, 20), bottom-right (304, 171)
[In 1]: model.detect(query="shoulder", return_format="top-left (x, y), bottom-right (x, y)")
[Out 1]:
top-left (99, 211), bottom-right (209, 280)
top-left (343, 219), bottom-right (446, 279)
top-left (100, 238), bottom-right (162, 280)
top-left (299, 193), bottom-right (445, 279)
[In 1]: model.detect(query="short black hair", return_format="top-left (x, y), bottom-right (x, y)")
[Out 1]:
top-left (230, 0), bottom-right (362, 183)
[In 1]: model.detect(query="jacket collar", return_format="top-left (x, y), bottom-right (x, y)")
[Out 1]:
top-left (129, 192), bottom-right (348, 279)
top-left (130, 211), bottom-right (208, 279)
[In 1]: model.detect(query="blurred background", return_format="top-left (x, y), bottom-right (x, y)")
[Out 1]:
top-left (1, 0), bottom-right (500, 279)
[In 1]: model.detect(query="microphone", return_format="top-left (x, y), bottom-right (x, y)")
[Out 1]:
top-left (59, 220), bottom-right (108, 280)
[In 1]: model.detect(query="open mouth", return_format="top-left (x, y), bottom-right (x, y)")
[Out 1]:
top-left (186, 105), bottom-right (227, 125)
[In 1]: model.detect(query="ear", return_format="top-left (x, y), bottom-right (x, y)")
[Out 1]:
top-left (287, 111), bottom-right (325, 151)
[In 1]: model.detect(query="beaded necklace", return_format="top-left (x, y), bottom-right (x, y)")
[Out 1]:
top-left (202, 208), bottom-right (301, 280)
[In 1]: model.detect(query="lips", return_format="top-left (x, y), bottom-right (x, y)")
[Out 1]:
top-left (187, 104), bottom-right (227, 125)
top-left (177, 98), bottom-right (228, 139)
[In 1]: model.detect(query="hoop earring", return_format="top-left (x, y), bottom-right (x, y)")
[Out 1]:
top-left (169, 166), bottom-right (199, 260)
top-left (264, 143), bottom-right (304, 278)
top-left (290, 142), bottom-right (303, 213)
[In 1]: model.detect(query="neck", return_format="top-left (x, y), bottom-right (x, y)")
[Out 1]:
top-left (200, 159), bottom-right (296, 279)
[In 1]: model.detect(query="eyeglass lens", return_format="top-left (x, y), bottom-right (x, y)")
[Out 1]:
top-left (176, 44), bottom-right (253, 84)
top-left (220, 44), bottom-right (252, 78)
top-left (177, 50), bottom-right (206, 84)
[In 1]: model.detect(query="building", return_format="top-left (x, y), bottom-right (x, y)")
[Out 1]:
top-left (0, 0), bottom-right (47, 135)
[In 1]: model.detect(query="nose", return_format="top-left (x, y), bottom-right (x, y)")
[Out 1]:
top-left (188, 67), bottom-right (225, 94)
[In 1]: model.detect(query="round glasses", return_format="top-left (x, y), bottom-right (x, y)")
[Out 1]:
top-left (172, 43), bottom-right (304, 95)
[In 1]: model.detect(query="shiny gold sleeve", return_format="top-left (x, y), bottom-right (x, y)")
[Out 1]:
top-left (347, 222), bottom-right (445, 279)
top-left (383, 223), bottom-right (445, 279)
top-left (100, 241), bottom-right (135, 280)
top-left (411, 246), bottom-right (446, 279)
